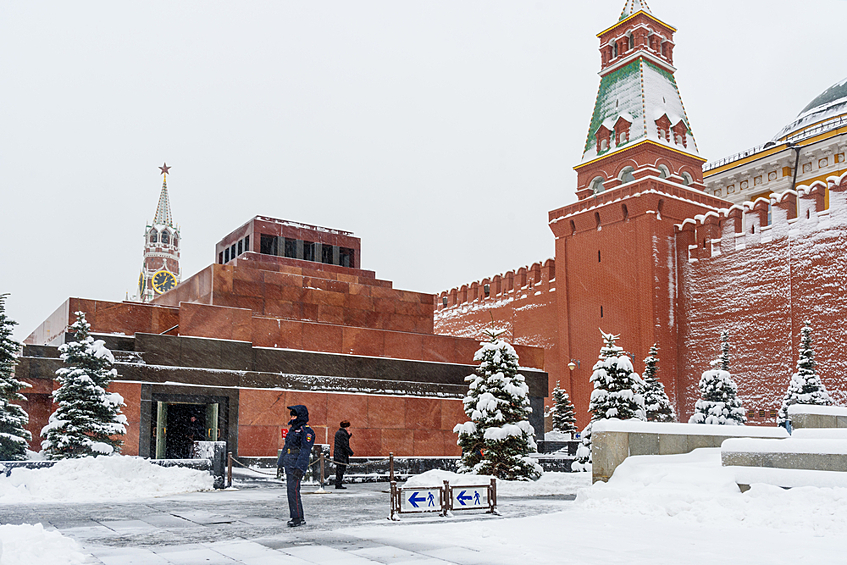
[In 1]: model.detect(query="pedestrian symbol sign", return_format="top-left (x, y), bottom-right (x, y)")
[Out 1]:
top-left (453, 488), bottom-right (485, 508)
top-left (400, 487), bottom-right (441, 513)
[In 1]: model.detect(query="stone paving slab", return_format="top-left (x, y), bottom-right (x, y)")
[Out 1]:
top-left (2, 478), bottom-right (576, 564)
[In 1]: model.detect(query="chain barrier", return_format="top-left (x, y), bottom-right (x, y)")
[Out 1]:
top-left (332, 458), bottom-right (391, 468)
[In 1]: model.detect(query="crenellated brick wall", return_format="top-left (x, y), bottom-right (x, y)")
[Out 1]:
top-left (433, 259), bottom-right (559, 411)
top-left (675, 171), bottom-right (847, 423)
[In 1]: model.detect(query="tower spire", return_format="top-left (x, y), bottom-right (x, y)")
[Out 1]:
top-left (619, 0), bottom-right (651, 20)
top-left (154, 163), bottom-right (173, 227)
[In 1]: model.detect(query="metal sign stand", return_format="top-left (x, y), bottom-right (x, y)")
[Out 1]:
top-left (388, 459), bottom-right (499, 520)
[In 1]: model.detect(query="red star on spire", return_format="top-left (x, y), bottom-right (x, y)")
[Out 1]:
top-left (159, 162), bottom-right (171, 175)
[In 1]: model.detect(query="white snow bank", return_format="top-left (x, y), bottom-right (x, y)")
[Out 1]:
top-left (576, 448), bottom-right (847, 535)
top-left (592, 418), bottom-right (788, 437)
top-left (544, 430), bottom-right (571, 441)
top-left (722, 437), bottom-right (847, 454)
top-left (402, 470), bottom-right (589, 497)
top-left (0, 524), bottom-right (86, 565)
top-left (792, 428), bottom-right (847, 439)
top-left (788, 404), bottom-right (847, 416)
top-left (0, 456), bottom-right (214, 503)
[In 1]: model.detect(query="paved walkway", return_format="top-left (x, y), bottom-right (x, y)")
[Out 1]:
top-left (2, 476), bottom-right (574, 564)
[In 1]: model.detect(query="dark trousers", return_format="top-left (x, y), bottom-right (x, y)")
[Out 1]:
top-left (284, 467), bottom-right (304, 520)
top-left (335, 462), bottom-right (346, 486)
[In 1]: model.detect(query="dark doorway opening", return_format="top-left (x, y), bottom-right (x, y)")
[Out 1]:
top-left (165, 403), bottom-right (206, 459)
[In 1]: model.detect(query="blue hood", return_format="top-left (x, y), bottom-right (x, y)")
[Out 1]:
top-left (288, 404), bottom-right (309, 428)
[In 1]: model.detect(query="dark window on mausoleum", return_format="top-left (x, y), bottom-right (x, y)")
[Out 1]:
top-left (321, 244), bottom-right (333, 264)
top-left (218, 252), bottom-right (223, 264)
top-left (303, 241), bottom-right (315, 262)
top-left (224, 248), bottom-right (230, 262)
top-left (340, 247), bottom-right (354, 268)
top-left (237, 240), bottom-right (242, 256)
top-left (285, 238), bottom-right (297, 259)
top-left (260, 234), bottom-right (277, 256)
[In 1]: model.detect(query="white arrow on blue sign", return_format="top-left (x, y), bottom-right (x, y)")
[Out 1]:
top-left (453, 488), bottom-right (485, 508)
top-left (401, 488), bottom-right (441, 512)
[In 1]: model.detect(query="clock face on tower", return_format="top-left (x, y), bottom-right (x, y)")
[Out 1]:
top-left (152, 270), bottom-right (177, 294)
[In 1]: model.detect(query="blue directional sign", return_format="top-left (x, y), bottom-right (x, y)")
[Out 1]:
top-left (400, 487), bottom-right (441, 512)
top-left (452, 487), bottom-right (486, 509)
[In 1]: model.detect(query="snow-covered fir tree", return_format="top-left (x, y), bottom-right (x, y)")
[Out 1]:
top-left (0, 294), bottom-right (31, 461)
top-left (41, 312), bottom-right (127, 459)
top-left (550, 381), bottom-right (577, 435)
top-left (688, 331), bottom-right (746, 425)
top-left (778, 322), bottom-right (833, 426)
top-left (572, 331), bottom-right (646, 472)
top-left (642, 344), bottom-right (676, 423)
top-left (454, 328), bottom-right (542, 480)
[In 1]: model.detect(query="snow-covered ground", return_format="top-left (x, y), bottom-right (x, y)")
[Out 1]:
top-left (346, 449), bottom-right (847, 564)
top-left (0, 524), bottom-right (85, 565)
top-left (0, 455), bottom-right (214, 503)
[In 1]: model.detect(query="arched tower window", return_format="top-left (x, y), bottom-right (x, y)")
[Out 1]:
top-left (681, 172), bottom-right (693, 186)
top-left (161, 230), bottom-right (170, 245)
top-left (149, 230), bottom-right (158, 244)
top-left (591, 176), bottom-right (605, 194)
top-left (620, 167), bottom-right (635, 184)
top-left (173, 233), bottom-right (179, 248)
top-left (658, 165), bottom-right (670, 179)
top-left (627, 33), bottom-right (634, 50)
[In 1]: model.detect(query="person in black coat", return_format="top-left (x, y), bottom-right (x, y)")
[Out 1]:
top-left (333, 420), bottom-right (353, 489)
top-left (277, 405), bottom-right (315, 527)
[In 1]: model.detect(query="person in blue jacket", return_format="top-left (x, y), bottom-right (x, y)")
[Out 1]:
top-left (277, 405), bottom-right (315, 527)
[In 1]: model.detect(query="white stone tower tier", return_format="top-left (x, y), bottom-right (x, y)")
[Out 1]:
top-left (137, 163), bottom-right (181, 302)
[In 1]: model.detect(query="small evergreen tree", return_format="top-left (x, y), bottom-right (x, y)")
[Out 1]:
top-left (689, 331), bottom-right (746, 425)
top-left (0, 294), bottom-right (31, 461)
top-left (41, 312), bottom-right (127, 459)
top-left (454, 328), bottom-right (542, 480)
top-left (550, 381), bottom-right (577, 435)
top-left (642, 344), bottom-right (676, 423)
top-left (778, 322), bottom-right (832, 426)
top-left (572, 331), bottom-right (646, 472)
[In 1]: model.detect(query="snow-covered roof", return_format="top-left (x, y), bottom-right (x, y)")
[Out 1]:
top-left (773, 76), bottom-right (847, 141)
top-left (581, 59), bottom-right (700, 163)
top-left (619, 0), bottom-right (652, 20)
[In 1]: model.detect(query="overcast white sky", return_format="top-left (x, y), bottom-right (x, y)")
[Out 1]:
top-left (2, 1), bottom-right (844, 341)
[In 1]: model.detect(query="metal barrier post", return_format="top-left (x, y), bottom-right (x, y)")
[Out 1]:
top-left (389, 480), bottom-right (398, 521)
top-left (443, 479), bottom-right (451, 516)
top-left (490, 477), bottom-right (498, 515)
top-left (320, 452), bottom-right (325, 488)
top-left (227, 452), bottom-right (233, 488)
top-left (389, 452), bottom-right (394, 482)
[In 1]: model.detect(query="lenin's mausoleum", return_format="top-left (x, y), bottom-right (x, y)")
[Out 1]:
top-left (19, 0), bottom-right (847, 458)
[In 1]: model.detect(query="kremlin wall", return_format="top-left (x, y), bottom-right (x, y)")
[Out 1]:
top-left (17, 1), bottom-right (847, 456)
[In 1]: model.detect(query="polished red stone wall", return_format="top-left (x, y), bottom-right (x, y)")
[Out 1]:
top-left (19, 378), bottom-right (141, 456)
top-left (237, 388), bottom-right (465, 457)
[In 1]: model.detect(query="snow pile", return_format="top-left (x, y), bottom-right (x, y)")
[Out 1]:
top-left (0, 456), bottom-right (214, 503)
top-left (576, 448), bottom-right (847, 535)
top-left (403, 470), bottom-right (589, 497)
top-left (0, 524), bottom-right (85, 565)
top-left (544, 430), bottom-right (571, 441)
top-left (592, 419), bottom-right (788, 437)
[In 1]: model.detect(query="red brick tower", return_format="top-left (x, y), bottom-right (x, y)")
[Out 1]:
top-left (137, 163), bottom-right (181, 302)
top-left (548, 1), bottom-right (726, 427)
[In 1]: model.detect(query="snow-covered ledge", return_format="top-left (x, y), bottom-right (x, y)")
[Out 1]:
top-left (591, 420), bottom-right (788, 483)
top-left (788, 404), bottom-right (847, 430)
